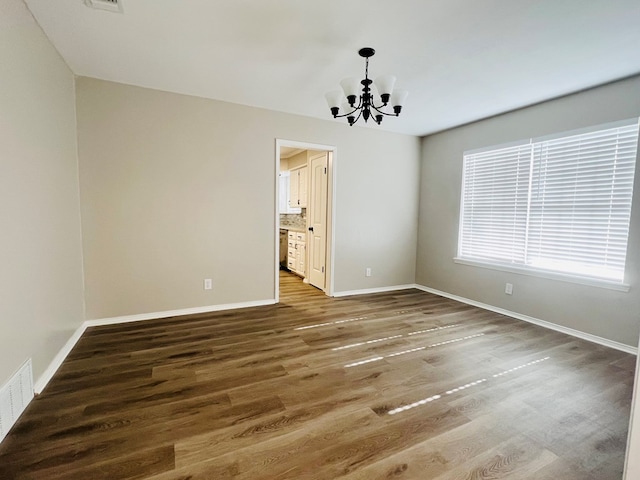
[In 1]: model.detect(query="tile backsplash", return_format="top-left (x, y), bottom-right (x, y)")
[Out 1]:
top-left (280, 210), bottom-right (306, 229)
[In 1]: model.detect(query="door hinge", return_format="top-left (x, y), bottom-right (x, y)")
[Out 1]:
top-left (324, 167), bottom-right (327, 174)
top-left (322, 266), bottom-right (325, 273)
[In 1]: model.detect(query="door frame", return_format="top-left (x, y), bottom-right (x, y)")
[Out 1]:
top-left (274, 139), bottom-right (336, 302)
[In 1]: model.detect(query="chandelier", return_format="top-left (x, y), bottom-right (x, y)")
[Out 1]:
top-left (325, 48), bottom-right (408, 126)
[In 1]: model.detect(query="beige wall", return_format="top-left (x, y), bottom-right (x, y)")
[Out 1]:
top-left (417, 75), bottom-right (640, 347)
top-left (76, 78), bottom-right (420, 319)
top-left (0, 0), bottom-right (85, 384)
top-left (286, 151), bottom-right (307, 170)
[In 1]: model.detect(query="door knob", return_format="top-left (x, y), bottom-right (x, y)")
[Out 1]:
top-left (308, 227), bottom-right (314, 232)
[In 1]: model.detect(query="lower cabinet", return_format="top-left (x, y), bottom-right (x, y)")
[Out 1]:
top-left (287, 231), bottom-right (306, 277)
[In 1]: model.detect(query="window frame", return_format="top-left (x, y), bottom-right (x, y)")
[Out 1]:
top-left (455, 118), bottom-right (639, 292)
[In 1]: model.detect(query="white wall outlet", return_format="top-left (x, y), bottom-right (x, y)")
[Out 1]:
top-left (365, 267), bottom-right (372, 277)
top-left (505, 283), bottom-right (513, 295)
top-left (204, 278), bottom-right (212, 290)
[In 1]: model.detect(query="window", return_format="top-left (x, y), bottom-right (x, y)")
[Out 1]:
top-left (457, 119), bottom-right (639, 288)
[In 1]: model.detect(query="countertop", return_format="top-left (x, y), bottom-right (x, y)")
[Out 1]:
top-left (279, 226), bottom-right (306, 233)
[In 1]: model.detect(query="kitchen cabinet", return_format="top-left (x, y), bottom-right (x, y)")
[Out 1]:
top-left (298, 167), bottom-right (308, 208)
top-left (289, 165), bottom-right (308, 208)
top-left (296, 232), bottom-right (306, 275)
top-left (279, 172), bottom-right (301, 214)
top-left (287, 230), bottom-right (306, 277)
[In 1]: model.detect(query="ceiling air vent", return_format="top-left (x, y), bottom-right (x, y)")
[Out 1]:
top-left (84, 0), bottom-right (123, 13)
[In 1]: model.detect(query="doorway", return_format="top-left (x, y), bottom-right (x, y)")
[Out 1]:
top-left (274, 139), bottom-right (336, 302)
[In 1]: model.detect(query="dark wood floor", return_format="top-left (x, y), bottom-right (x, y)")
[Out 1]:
top-left (0, 271), bottom-right (635, 479)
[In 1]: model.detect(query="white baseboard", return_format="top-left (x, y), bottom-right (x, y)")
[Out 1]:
top-left (414, 284), bottom-right (637, 355)
top-left (331, 284), bottom-right (417, 298)
top-left (34, 323), bottom-right (87, 394)
top-left (34, 298), bottom-right (276, 394)
top-left (85, 299), bottom-right (276, 327)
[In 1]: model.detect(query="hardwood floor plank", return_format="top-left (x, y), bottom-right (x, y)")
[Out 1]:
top-left (431, 435), bottom-right (558, 479)
top-left (173, 402), bottom-right (365, 468)
top-left (46, 445), bottom-right (175, 480)
top-left (148, 407), bottom-right (382, 480)
top-left (0, 271), bottom-right (633, 479)
top-left (525, 459), bottom-right (598, 480)
top-left (337, 413), bottom-right (514, 480)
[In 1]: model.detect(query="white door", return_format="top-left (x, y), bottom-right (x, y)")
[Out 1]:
top-left (308, 153), bottom-right (328, 289)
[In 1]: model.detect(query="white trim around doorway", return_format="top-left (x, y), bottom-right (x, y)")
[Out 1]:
top-left (275, 139), bottom-right (337, 302)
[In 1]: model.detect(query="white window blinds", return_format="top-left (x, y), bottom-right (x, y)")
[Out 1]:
top-left (458, 119), bottom-right (639, 285)
top-left (459, 143), bottom-right (532, 265)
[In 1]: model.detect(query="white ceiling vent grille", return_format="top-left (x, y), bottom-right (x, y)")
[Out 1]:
top-left (84, 0), bottom-right (123, 13)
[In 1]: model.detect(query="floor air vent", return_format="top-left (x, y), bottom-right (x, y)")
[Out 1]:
top-left (84, 0), bottom-right (123, 13)
top-left (0, 359), bottom-right (34, 443)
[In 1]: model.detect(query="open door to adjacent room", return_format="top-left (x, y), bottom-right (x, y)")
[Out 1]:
top-left (275, 140), bottom-right (335, 301)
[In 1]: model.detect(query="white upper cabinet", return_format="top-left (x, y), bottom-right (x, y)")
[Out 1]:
top-left (279, 171), bottom-right (301, 214)
top-left (289, 165), bottom-right (308, 209)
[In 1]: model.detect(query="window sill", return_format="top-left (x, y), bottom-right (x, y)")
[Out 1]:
top-left (453, 257), bottom-right (630, 292)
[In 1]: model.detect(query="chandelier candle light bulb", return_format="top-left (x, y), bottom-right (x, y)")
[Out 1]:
top-left (340, 77), bottom-right (360, 105)
top-left (374, 74), bottom-right (396, 104)
top-left (325, 47), bottom-right (408, 126)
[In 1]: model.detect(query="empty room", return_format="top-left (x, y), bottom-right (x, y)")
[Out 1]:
top-left (1, 0), bottom-right (640, 479)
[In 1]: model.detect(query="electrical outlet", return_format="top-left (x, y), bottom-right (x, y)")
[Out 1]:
top-left (505, 283), bottom-right (513, 295)
top-left (204, 278), bottom-right (212, 290)
top-left (365, 268), bottom-right (372, 277)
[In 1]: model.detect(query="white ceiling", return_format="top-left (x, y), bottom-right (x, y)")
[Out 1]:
top-left (24, 0), bottom-right (640, 137)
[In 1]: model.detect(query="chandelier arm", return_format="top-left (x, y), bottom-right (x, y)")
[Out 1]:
top-left (332, 100), bottom-right (364, 119)
top-left (332, 110), bottom-right (359, 119)
top-left (331, 94), bottom-right (366, 118)
top-left (353, 94), bottom-right (365, 111)
top-left (370, 103), bottom-right (400, 117)
top-left (351, 107), bottom-right (364, 125)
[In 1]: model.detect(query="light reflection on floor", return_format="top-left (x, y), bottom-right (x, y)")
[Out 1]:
top-left (332, 335), bottom-right (404, 351)
top-left (295, 310), bottom-right (554, 420)
top-left (388, 356), bottom-right (551, 415)
top-left (333, 324), bottom-right (462, 352)
top-left (294, 316), bottom-right (368, 331)
top-left (344, 333), bottom-right (485, 368)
